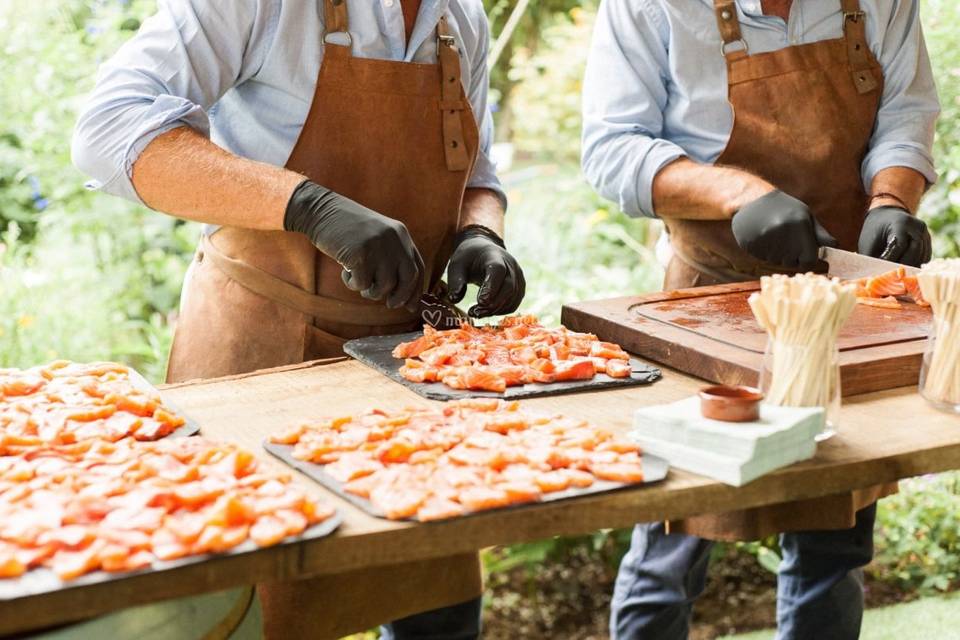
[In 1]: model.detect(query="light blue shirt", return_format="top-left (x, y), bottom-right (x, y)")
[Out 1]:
top-left (581, 0), bottom-right (940, 219)
top-left (72, 0), bottom-right (504, 209)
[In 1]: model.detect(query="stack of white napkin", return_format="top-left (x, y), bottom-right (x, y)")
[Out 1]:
top-left (631, 397), bottom-right (825, 486)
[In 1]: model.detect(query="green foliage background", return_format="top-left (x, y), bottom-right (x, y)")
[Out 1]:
top-left (917, 0), bottom-right (960, 256)
top-left (0, 0), bottom-right (958, 604)
top-left (0, 0), bottom-right (195, 379)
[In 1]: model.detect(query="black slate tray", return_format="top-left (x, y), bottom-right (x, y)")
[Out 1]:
top-left (0, 513), bottom-right (342, 601)
top-left (0, 367), bottom-right (337, 600)
top-left (264, 441), bottom-right (669, 522)
top-left (343, 332), bottom-right (662, 401)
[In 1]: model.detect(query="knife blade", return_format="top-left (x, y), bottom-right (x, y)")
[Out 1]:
top-left (818, 246), bottom-right (919, 280)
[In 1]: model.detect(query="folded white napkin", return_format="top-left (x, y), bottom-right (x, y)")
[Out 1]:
top-left (631, 397), bottom-right (825, 486)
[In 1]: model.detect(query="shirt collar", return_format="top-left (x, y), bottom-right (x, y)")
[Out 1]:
top-left (405, 0), bottom-right (449, 61)
top-left (737, 0), bottom-right (764, 16)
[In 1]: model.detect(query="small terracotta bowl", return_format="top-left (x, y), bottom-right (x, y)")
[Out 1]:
top-left (699, 385), bottom-right (764, 423)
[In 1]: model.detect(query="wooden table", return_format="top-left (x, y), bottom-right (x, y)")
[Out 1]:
top-left (4, 358), bottom-right (959, 634)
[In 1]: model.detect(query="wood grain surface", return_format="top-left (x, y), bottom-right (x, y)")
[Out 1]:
top-left (2, 357), bottom-right (959, 634)
top-left (562, 283), bottom-right (931, 396)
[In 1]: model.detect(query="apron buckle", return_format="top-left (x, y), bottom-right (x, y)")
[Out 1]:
top-left (323, 31), bottom-right (353, 46)
top-left (843, 10), bottom-right (865, 23)
top-left (438, 34), bottom-right (456, 50)
top-left (721, 38), bottom-right (749, 57)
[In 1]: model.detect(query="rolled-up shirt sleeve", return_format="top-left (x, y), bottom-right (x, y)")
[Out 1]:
top-left (71, 0), bottom-right (272, 204)
top-left (581, 0), bottom-right (685, 218)
top-left (463, 8), bottom-right (507, 210)
top-left (861, 0), bottom-right (940, 189)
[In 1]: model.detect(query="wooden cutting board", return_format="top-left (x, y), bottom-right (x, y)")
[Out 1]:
top-left (561, 282), bottom-right (933, 397)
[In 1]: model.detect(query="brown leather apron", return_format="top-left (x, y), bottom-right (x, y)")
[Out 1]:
top-left (664, 0), bottom-right (881, 288)
top-left (665, 0), bottom-right (896, 541)
top-left (165, 0), bottom-right (483, 635)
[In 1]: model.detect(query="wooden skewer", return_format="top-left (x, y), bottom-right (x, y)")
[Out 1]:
top-left (918, 259), bottom-right (960, 404)
top-left (749, 274), bottom-right (856, 411)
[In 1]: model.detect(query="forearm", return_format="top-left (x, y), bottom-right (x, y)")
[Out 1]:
top-left (460, 188), bottom-right (505, 236)
top-left (131, 126), bottom-right (305, 230)
top-left (868, 166), bottom-right (927, 214)
top-left (651, 158), bottom-right (775, 220)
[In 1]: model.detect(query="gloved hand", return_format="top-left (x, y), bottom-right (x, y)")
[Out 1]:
top-left (858, 205), bottom-right (932, 267)
top-left (731, 190), bottom-right (838, 270)
top-left (283, 180), bottom-right (424, 311)
top-left (447, 226), bottom-right (526, 317)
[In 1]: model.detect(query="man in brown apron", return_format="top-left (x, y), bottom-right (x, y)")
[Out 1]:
top-left (582, 0), bottom-right (938, 637)
top-left (73, 0), bottom-right (524, 636)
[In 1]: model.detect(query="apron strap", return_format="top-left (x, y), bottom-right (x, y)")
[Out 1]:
top-left (199, 235), bottom-right (418, 327)
top-left (322, 0), bottom-right (350, 44)
top-left (713, 0), bottom-right (748, 59)
top-left (437, 16), bottom-right (471, 171)
top-left (841, 0), bottom-right (880, 94)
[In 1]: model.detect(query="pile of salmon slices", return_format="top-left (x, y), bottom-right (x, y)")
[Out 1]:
top-left (0, 437), bottom-right (334, 580)
top-left (0, 361), bottom-right (335, 582)
top-left (0, 361), bottom-right (187, 448)
top-left (270, 399), bottom-right (645, 522)
top-left (393, 315), bottom-right (634, 393)
top-left (849, 267), bottom-right (928, 310)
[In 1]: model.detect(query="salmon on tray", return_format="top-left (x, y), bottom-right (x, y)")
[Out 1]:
top-left (0, 360), bottom-right (194, 446)
top-left (343, 315), bottom-right (662, 400)
top-left (0, 361), bottom-right (341, 593)
top-left (0, 437), bottom-right (337, 583)
top-left (265, 399), bottom-right (669, 522)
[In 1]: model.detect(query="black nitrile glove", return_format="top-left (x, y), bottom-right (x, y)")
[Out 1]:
top-left (731, 190), bottom-right (838, 270)
top-left (447, 226), bottom-right (526, 317)
top-left (858, 205), bottom-right (932, 267)
top-left (283, 180), bottom-right (425, 311)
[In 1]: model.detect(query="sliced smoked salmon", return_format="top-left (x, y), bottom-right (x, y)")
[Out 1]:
top-left (605, 360), bottom-right (633, 379)
top-left (865, 267), bottom-right (907, 297)
top-left (553, 359), bottom-right (596, 382)
top-left (449, 368), bottom-right (508, 393)
top-left (0, 361), bottom-right (186, 449)
top-left (391, 316), bottom-right (636, 392)
top-left (270, 400), bottom-right (645, 522)
top-left (902, 275), bottom-right (930, 307)
top-left (0, 361), bottom-right (335, 583)
top-left (856, 296), bottom-right (903, 310)
top-left (848, 267), bottom-right (928, 308)
top-left (0, 436), bottom-right (334, 582)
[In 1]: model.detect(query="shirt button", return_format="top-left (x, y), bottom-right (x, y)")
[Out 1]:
top-left (384, 0), bottom-right (394, 6)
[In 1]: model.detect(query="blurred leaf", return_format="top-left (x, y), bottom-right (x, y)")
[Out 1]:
top-left (756, 546), bottom-right (782, 575)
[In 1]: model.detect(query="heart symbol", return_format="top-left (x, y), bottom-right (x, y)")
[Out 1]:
top-left (422, 309), bottom-right (442, 327)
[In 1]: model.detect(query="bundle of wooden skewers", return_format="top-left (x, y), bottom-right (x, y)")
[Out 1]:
top-left (918, 259), bottom-right (960, 407)
top-left (748, 274), bottom-right (857, 415)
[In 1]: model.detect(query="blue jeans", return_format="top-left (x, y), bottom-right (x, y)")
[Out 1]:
top-left (611, 505), bottom-right (876, 640)
top-left (380, 597), bottom-right (482, 640)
